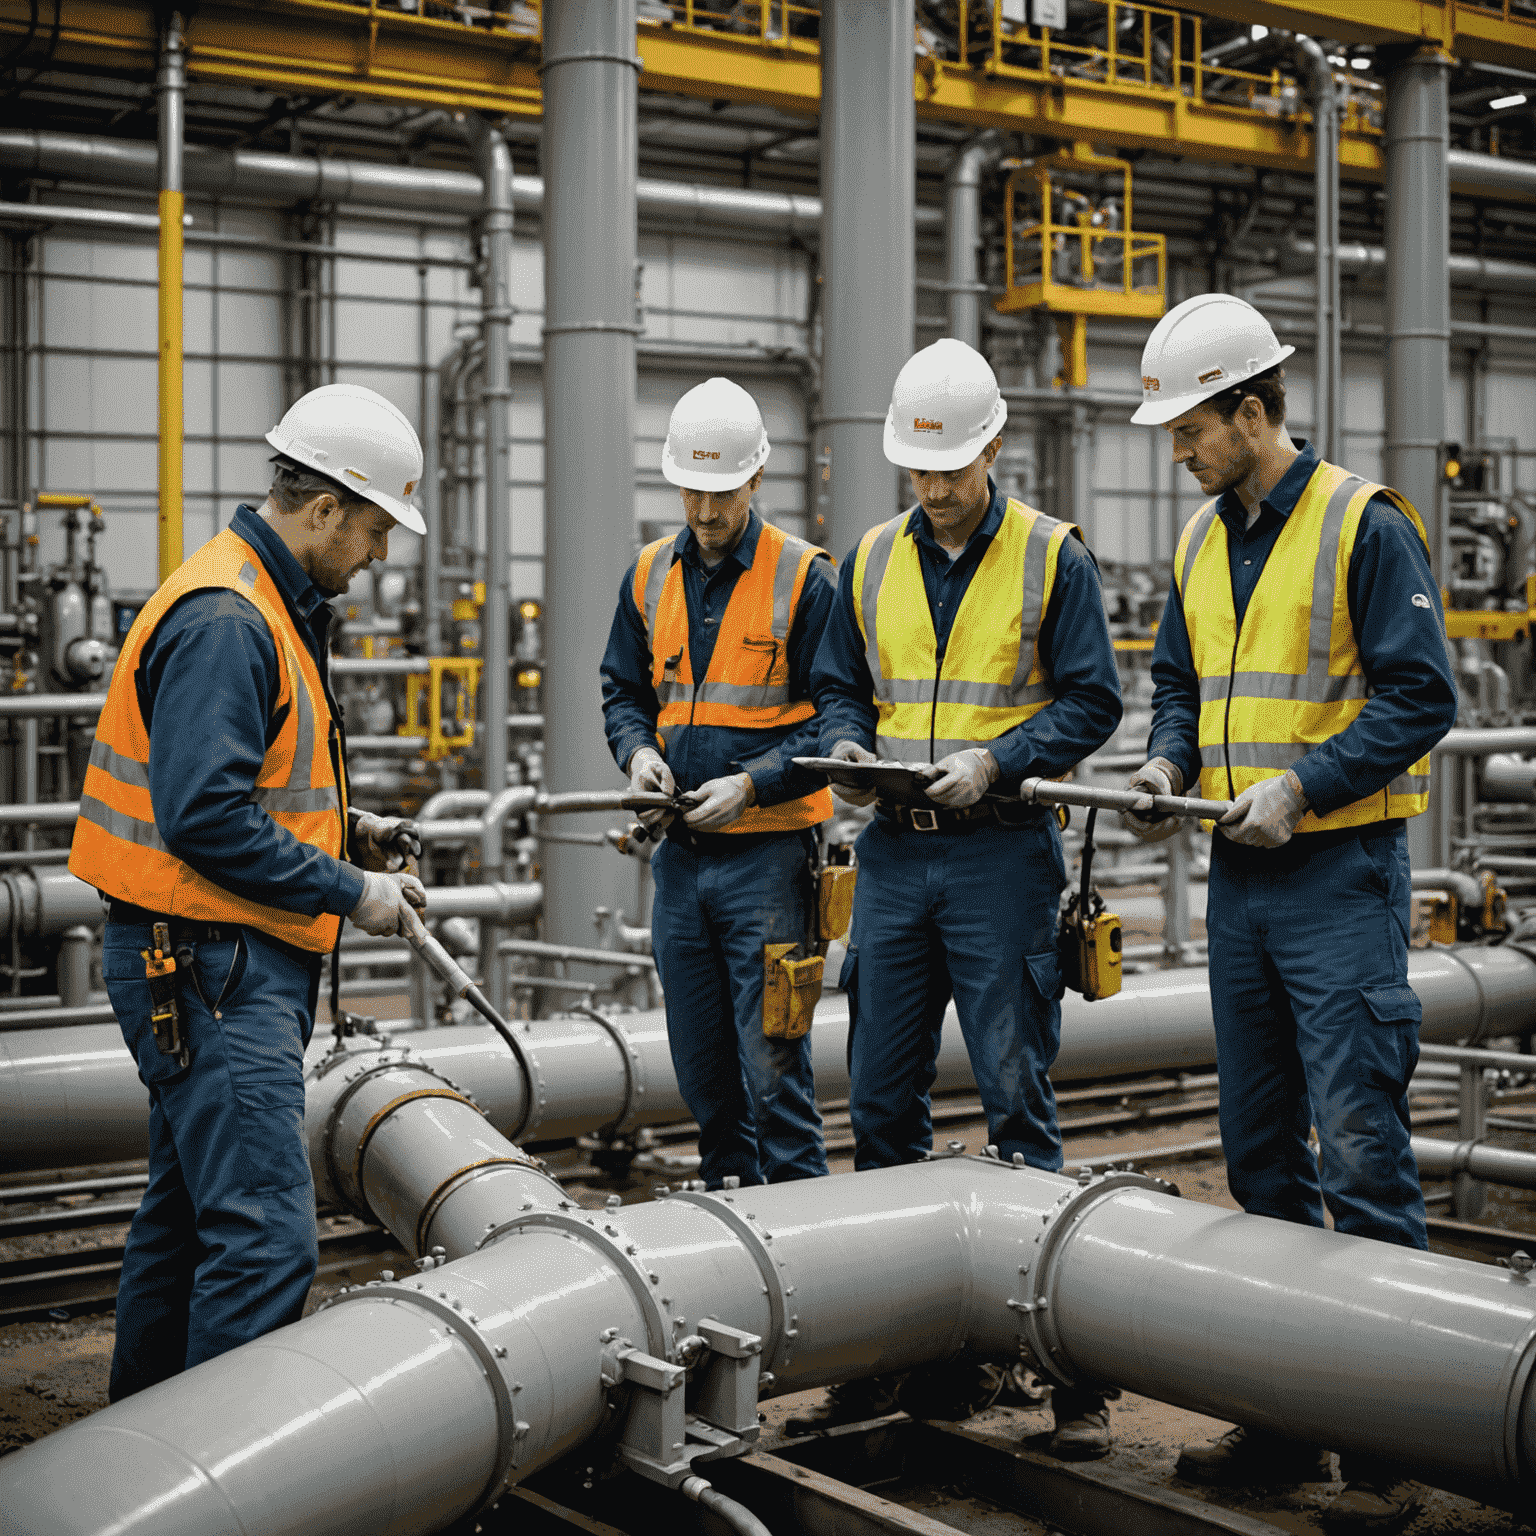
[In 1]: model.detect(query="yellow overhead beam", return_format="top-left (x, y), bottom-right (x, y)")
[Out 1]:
top-left (1176, 0), bottom-right (1536, 70)
top-left (0, 1), bottom-right (1530, 196)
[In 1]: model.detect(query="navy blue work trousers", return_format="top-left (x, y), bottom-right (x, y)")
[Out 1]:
top-left (103, 922), bottom-right (322, 1401)
top-left (845, 815), bottom-right (1067, 1171)
top-left (1207, 825), bottom-right (1428, 1250)
top-left (650, 832), bottom-right (828, 1188)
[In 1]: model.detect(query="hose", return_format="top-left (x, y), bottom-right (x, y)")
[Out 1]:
top-left (678, 1477), bottom-right (775, 1536)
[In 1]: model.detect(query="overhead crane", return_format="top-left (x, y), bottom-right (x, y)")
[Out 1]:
top-left (4, 0), bottom-right (1534, 192)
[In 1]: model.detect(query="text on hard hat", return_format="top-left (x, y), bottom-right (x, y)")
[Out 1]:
top-left (913, 418), bottom-right (944, 433)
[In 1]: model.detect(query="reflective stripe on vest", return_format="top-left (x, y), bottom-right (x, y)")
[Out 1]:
top-left (851, 499), bottom-right (1073, 764)
top-left (1174, 458), bottom-right (1436, 832)
top-left (630, 521), bottom-right (833, 834)
top-left (69, 528), bottom-right (347, 951)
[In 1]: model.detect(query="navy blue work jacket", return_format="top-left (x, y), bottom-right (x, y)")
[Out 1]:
top-left (811, 479), bottom-right (1124, 789)
top-left (1148, 440), bottom-right (1459, 820)
top-left (132, 503), bottom-right (366, 919)
top-left (601, 510), bottom-right (838, 810)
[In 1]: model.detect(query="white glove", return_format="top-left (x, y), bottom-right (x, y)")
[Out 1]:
top-left (349, 870), bottom-right (429, 937)
top-left (1122, 756), bottom-right (1184, 843)
top-left (1218, 769), bottom-right (1309, 849)
top-left (629, 746), bottom-right (676, 829)
top-left (350, 810), bottom-right (422, 872)
top-left (828, 738), bottom-right (879, 807)
top-left (682, 772), bottom-right (755, 831)
top-left (923, 748), bottom-right (999, 809)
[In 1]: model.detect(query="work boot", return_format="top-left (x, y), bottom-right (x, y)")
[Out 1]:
top-left (1322, 1475), bottom-right (1424, 1534)
top-left (1047, 1388), bottom-right (1112, 1461)
top-left (1175, 1425), bottom-right (1332, 1486)
top-left (782, 1375), bottom-right (903, 1435)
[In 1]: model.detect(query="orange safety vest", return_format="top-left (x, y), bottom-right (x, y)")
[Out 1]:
top-left (69, 528), bottom-right (349, 952)
top-left (632, 521), bottom-right (833, 834)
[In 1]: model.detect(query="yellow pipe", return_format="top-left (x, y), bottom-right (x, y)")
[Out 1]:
top-left (157, 186), bottom-right (183, 582)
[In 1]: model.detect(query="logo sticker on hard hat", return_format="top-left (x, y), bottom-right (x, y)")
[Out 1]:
top-left (1142, 376), bottom-right (1159, 392)
top-left (692, 449), bottom-right (721, 460)
top-left (1197, 367), bottom-right (1226, 385)
top-left (913, 418), bottom-right (944, 433)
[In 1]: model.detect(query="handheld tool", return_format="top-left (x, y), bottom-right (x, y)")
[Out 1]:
top-left (1057, 808), bottom-right (1122, 1001)
top-left (1019, 776), bottom-right (1234, 823)
top-left (141, 920), bottom-right (189, 1067)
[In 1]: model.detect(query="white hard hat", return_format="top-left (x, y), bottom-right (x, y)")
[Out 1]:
top-left (662, 377), bottom-right (771, 492)
top-left (883, 338), bottom-right (1007, 471)
top-left (1131, 293), bottom-right (1295, 427)
top-left (266, 383), bottom-right (427, 535)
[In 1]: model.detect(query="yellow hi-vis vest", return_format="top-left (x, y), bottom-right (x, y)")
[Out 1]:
top-left (851, 498), bottom-right (1077, 762)
top-left (1174, 457), bottom-right (1434, 831)
top-left (69, 528), bottom-right (349, 952)
top-left (632, 519), bottom-right (833, 834)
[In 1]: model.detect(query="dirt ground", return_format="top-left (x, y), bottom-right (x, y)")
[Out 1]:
top-left (3, 984), bottom-right (1533, 1534)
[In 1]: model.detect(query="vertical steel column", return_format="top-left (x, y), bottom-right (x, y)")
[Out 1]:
top-left (156, 13), bottom-right (186, 584)
top-left (1069, 402), bottom-right (1093, 548)
top-left (418, 241), bottom-right (444, 659)
top-left (1292, 35), bottom-right (1341, 464)
top-left (1384, 46), bottom-right (1452, 870)
top-left (540, 0), bottom-right (641, 957)
top-left (944, 133), bottom-right (997, 351)
top-left (464, 119), bottom-right (513, 795)
top-left (815, 0), bottom-right (915, 561)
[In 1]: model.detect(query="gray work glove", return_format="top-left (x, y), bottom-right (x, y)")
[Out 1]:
top-left (349, 870), bottom-right (429, 937)
top-left (924, 747), bottom-right (999, 809)
top-left (682, 772), bottom-right (755, 831)
top-left (828, 738), bottom-right (879, 807)
top-left (350, 810), bottom-right (423, 873)
top-left (629, 745), bottom-right (676, 830)
top-left (1122, 756), bottom-right (1184, 843)
top-left (1218, 769), bottom-right (1309, 849)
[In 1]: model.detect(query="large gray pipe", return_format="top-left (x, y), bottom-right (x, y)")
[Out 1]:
top-left (538, 0), bottom-right (641, 960)
top-left (3, 943), bottom-right (1530, 1174)
top-left (1288, 237), bottom-right (1536, 294)
top-left (815, 0), bottom-right (915, 563)
top-left (8, 1012), bottom-right (1536, 1530)
top-left (0, 128), bottom-right (944, 236)
top-left (944, 132), bottom-right (1000, 351)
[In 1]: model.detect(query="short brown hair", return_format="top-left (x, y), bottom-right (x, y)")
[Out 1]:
top-left (267, 454), bottom-right (373, 517)
top-left (1207, 364), bottom-right (1286, 427)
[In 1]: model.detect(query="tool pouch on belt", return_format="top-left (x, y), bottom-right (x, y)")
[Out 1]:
top-left (817, 865), bottom-right (857, 943)
top-left (763, 942), bottom-right (824, 1040)
top-left (1057, 809), bottom-right (1122, 1002)
top-left (141, 921), bottom-right (190, 1067)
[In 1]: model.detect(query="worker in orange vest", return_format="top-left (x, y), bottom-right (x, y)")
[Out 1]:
top-left (71, 384), bottom-right (429, 1400)
top-left (601, 377), bottom-right (836, 1188)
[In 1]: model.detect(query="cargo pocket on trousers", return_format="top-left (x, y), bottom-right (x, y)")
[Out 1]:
top-left (234, 1081), bottom-right (310, 1192)
top-left (1024, 949), bottom-right (1065, 1004)
top-left (1360, 982), bottom-right (1422, 1027)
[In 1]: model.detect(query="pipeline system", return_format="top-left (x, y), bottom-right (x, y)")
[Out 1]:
top-left (8, 957), bottom-right (1536, 1532)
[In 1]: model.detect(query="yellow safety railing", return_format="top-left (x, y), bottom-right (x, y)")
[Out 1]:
top-left (399, 655), bottom-right (483, 762)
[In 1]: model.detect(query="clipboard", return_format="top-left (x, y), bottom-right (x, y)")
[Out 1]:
top-left (793, 756), bottom-right (941, 809)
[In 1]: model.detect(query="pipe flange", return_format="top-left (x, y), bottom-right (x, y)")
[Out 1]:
top-left (414, 1155), bottom-right (556, 1256)
top-left (324, 1281), bottom-right (523, 1503)
top-left (478, 1206), bottom-right (673, 1361)
top-left (576, 1005), bottom-right (643, 1137)
top-left (1013, 1170), bottom-right (1174, 1389)
top-left (670, 1190), bottom-right (797, 1379)
top-left (321, 1053), bottom-right (472, 1220)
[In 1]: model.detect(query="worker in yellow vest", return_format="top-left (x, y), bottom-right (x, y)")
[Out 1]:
top-left (1123, 295), bottom-right (1458, 1531)
top-left (803, 338), bottom-right (1123, 1455)
top-left (71, 384), bottom-right (430, 1400)
top-left (601, 377), bottom-right (836, 1188)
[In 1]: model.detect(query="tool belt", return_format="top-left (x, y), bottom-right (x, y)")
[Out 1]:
top-left (877, 800), bottom-right (1045, 834)
top-left (107, 900), bottom-right (233, 944)
top-left (762, 864), bottom-right (858, 1042)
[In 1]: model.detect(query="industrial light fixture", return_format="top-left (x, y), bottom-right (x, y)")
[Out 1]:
top-left (1491, 93), bottom-right (1528, 110)
top-left (1250, 23), bottom-right (1268, 39)
top-left (1351, 57), bottom-right (1371, 69)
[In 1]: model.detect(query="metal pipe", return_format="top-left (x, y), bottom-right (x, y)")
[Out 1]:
top-left (1480, 754), bottom-right (1536, 802)
top-left (1288, 237), bottom-right (1536, 294)
top-left (462, 116), bottom-right (513, 796)
top-left (10, 1104), bottom-right (1536, 1529)
top-left (1384, 45), bottom-right (1453, 582)
top-left (1289, 34), bottom-right (1341, 464)
top-left (1436, 727), bottom-right (1536, 756)
top-left (0, 692), bottom-right (106, 718)
top-left (0, 128), bottom-right (945, 236)
top-left (1413, 1135), bottom-right (1536, 1193)
top-left (944, 132), bottom-right (1000, 351)
top-left (0, 801), bottom-right (77, 826)
top-left (5, 943), bottom-right (1531, 1175)
top-left (540, 0), bottom-right (642, 965)
top-left (1019, 776), bottom-right (1232, 821)
top-left (1446, 147), bottom-right (1536, 200)
top-left (816, 0), bottom-right (915, 562)
top-left (156, 12), bottom-right (185, 583)
top-left (1411, 867), bottom-right (1486, 907)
